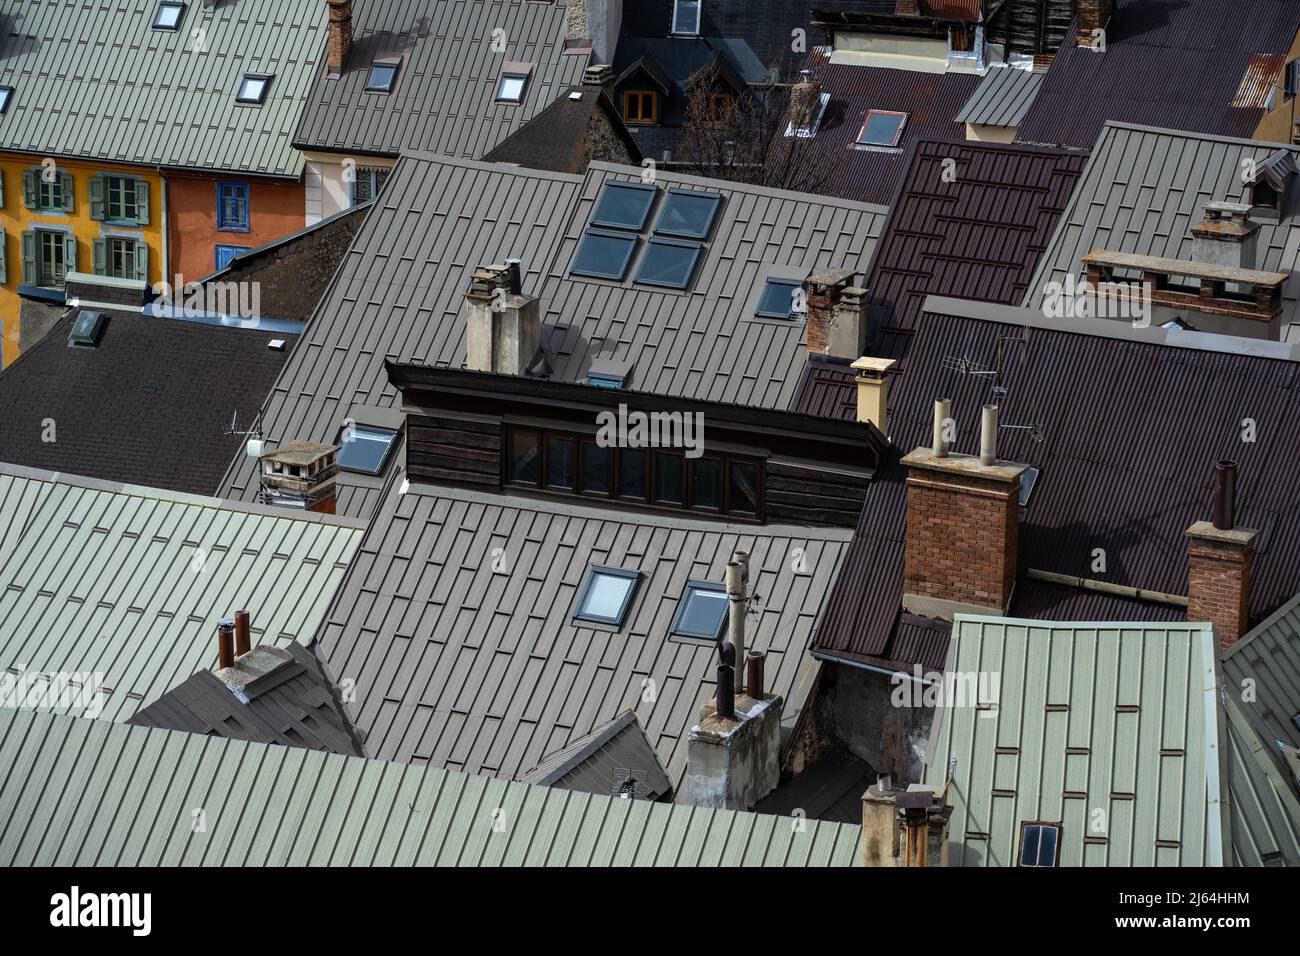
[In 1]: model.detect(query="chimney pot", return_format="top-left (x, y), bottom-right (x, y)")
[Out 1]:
top-left (726, 560), bottom-right (746, 693)
top-left (217, 618), bottom-right (235, 669)
top-left (234, 609), bottom-right (251, 657)
top-left (1212, 460), bottom-right (1237, 531)
top-left (979, 404), bottom-right (998, 466)
top-left (851, 356), bottom-right (897, 434)
top-left (715, 664), bottom-right (735, 719)
top-left (746, 650), bottom-right (765, 699)
top-left (932, 398), bottom-right (952, 457)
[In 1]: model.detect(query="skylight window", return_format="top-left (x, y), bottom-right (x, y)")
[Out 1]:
top-left (496, 73), bottom-right (528, 104)
top-left (756, 278), bottom-right (803, 319)
top-left (1018, 822), bottom-right (1060, 867)
top-left (336, 424), bottom-right (398, 475)
top-left (590, 181), bottom-right (658, 231)
top-left (67, 310), bottom-right (107, 349)
top-left (856, 110), bottom-right (908, 148)
top-left (236, 75), bottom-right (271, 105)
top-left (153, 2), bottom-right (184, 30)
top-left (573, 567), bottom-right (641, 627)
top-left (0, 86), bottom-right (13, 115)
top-left (672, 0), bottom-right (702, 35)
top-left (670, 581), bottom-right (728, 641)
top-left (1018, 466), bottom-right (1040, 507)
top-left (571, 230), bottom-right (638, 280)
top-left (586, 370), bottom-right (625, 389)
top-left (654, 188), bottom-right (722, 240)
top-left (366, 59), bottom-right (400, 93)
top-left (635, 237), bottom-right (702, 289)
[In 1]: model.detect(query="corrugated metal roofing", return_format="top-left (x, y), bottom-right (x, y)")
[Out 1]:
top-left (293, 0), bottom-right (587, 158)
top-left (923, 616), bottom-right (1230, 866)
top-left (522, 710), bottom-right (673, 801)
top-left (314, 481), bottom-right (852, 790)
top-left (0, 0), bottom-right (327, 177)
top-left (0, 464), bottom-right (364, 722)
top-left (954, 66), bottom-right (1044, 128)
top-left (0, 709), bottom-right (861, 866)
top-left (1025, 122), bottom-right (1300, 330)
top-left (1014, 0), bottom-right (1300, 150)
top-left (216, 153), bottom-right (887, 517)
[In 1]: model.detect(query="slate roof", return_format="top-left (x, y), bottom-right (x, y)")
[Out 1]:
top-left (1024, 122), bottom-right (1300, 332)
top-left (127, 642), bottom-right (362, 756)
top-left (0, 0), bottom-right (326, 177)
top-left (216, 153), bottom-right (888, 518)
top-left (522, 710), bottom-right (673, 801)
top-left (0, 709), bottom-right (862, 866)
top-left (0, 309), bottom-right (296, 496)
top-left (1014, 0), bottom-right (1300, 150)
top-left (314, 482), bottom-right (853, 790)
top-left (923, 616), bottom-right (1236, 866)
top-left (0, 464), bottom-right (364, 723)
top-left (482, 84), bottom-right (643, 173)
top-left (801, 299), bottom-right (1300, 672)
top-left (954, 66), bottom-right (1044, 128)
top-left (293, 0), bottom-right (587, 159)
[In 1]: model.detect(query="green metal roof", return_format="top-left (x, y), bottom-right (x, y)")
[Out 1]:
top-left (0, 464), bottom-right (363, 722)
top-left (0, 0), bottom-right (327, 177)
top-left (0, 710), bottom-right (862, 866)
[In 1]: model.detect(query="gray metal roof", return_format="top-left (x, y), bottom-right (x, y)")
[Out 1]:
top-left (293, 0), bottom-right (588, 158)
top-left (216, 153), bottom-right (887, 517)
top-left (1225, 693), bottom-right (1300, 866)
top-left (523, 710), bottom-right (673, 801)
top-left (0, 0), bottom-right (327, 177)
top-left (0, 464), bottom-right (364, 722)
top-left (0, 709), bottom-right (862, 866)
top-left (1024, 122), bottom-right (1300, 328)
top-left (954, 66), bottom-right (1044, 128)
top-left (314, 481), bottom-right (853, 790)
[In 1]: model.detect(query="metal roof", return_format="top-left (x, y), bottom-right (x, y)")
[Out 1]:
top-left (0, 464), bottom-right (364, 722)
top-left (1024, 122), bottom-right (1300, 330)
top-left (216, 153), bottom-right (887, 517)
top-left (293, 0), bottom-right (587, 158)
top-left (1222, 592), bottom-right (1300, 780)
top-left (0, 709), bottom-right (861, 866)
top-left (314, 481), bottom-right (852, 790)
top-left (954, 67), bottom-right (1044, 128)
top-left (522, 710), bottom-right (673, 801)
top-left (0, 0), bottom-right (327, 177)
top-left (1224, 692), bottom-right (1300, 866)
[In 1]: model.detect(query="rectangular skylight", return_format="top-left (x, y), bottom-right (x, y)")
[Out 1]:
top-left (573, 566), bottom-right (641, 627)
top-left (756, 278), bottom-right (803, 319)
top-left (0, 86), bottom-right (13, 114)
top-left (1019, 466), bottom-right (1040, 507)
top-left (571, 229), bottom-right (638, 280)
top-left (1019, 823), bottom-right (1060, 867)
top-left (654, 188), bottom-right (722, 240)
top-left (672, 0), bottom-right (702, 35)
top-left (586, 370), bottom-right (624, 389)
top-left (366, 60), bottom-right (399, 93)
top-left (856, 110), bottom-right (907, 147)
top-left (670, 581), bottom-right (728, 641)
top-left (635, 237), bottom-right (702, 289)
top-left (236, 75), bottom-right (271, 105)
top-left (590, 181), bottom-right (658, 231)
top-left (67, 310), bottom-right (107, 349)
top-left (153, 2), bottom-right (184, 30)
top-left (336, 424), bottom-right (398, 475)
top-left (496, 73), bottom-right (528, 104)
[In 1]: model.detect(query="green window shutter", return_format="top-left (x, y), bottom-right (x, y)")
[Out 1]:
top-left (60, 172), bottom-right (74, 213)
top-left (60, 234), bottom-right (77, 281)
top-left (20, 231), bottom-right (35, 285)
top-left (92, 238), bottom-right (107, 276)
top-left (133, 240), bottom-right (148, 282)
top-left (22, 169), bottom-right (36, 209)
top-left (0, 234), bottom-right (7, 285)
top-left (0, 171), bottom-right (5, 209)
top-left (134, 180), bottom-right (150, 224)
top-left (88, 175), bottom-right (105, 220)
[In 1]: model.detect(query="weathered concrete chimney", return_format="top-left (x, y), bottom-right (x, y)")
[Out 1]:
top-left (326, 0), bottom-right (353, 75)
top-left (258, 440), bottom-right (340, 514)
top-left (464, 262), bottom-right (541, 377)
top-left (212, 645), bottom-right (298, 704)
top-left (901, 408), bottom-right (1027, 617)
top-left (804, 268), bottom-right (868, 360)
top-left (1191, 202), bottom-right (1259, 272)
top-left (566, 0), bottom-right (623, 64)
top-left (851, 356), bottom-right (896, 435)
top-left (1186, 460), bottom-right (1257, 649)
top-left (678, 689), bottom-right (783, 810)
top-left (860, 782), bottom-right (952, 867)
top-left (1075, 0), bottom-right (1112, 46)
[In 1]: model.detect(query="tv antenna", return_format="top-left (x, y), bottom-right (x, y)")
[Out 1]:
top-left (940, 332), bottom-right (1046, 443)
top-left (223, 411), bottom-right (261, 440)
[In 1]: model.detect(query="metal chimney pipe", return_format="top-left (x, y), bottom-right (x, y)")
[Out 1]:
top-left (979, 404), bottom-right (998, 466)
top-left (217, 618), bottom-right (235, 669)
top-left (1212, 460), bottom-right (1237, 530)
top-left (505, 258), bottom-right (522, 295)
top-left (716, 664), bottom-right (735, 719)
top-left (746, 650), bottom-right (765, 699)
top-left (726, 561), bottom-right (745, 693)
top-left (932, 398), bottom-right (952, 457)
top-left (234, 609), bottom-right (251, 657)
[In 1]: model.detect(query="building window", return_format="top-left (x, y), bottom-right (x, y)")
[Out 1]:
top-left (236, 74), bottom-right (271, 105)
top-left (366, 57), bottom-right (401, 93)
top-left (580, 439), bottom-right (612, 495)
top-left (570, 229), bottom-right (638, 280)
top-left (545, 435), bottom-right (576, 490)
top-left (153, 2), bottom-right (185, 30)
top-left (107, 238), bottom-right (136, 279)
top-left (690, 457), bottom-right (722, 510)
top-left (618, 447), bottom-right (647, 499)
top-left (25, 170), bottom-right (72, 212)
top-left (727, 460), bottom-right (759, 515)
top-left (653, 451), bottom-right (685, 505)
top-left (0, 86), bottom-right (12, 114)
top-left (623, 90), bottom-right (658, 125)
top-left (508, 429), bottom-right (541, 485)
top-left (215, 244), bottom-right (248, 270)
top-left (756, 277), bottom-right (803, 319)
top-left (352, 166), bottom-right (389, 205)
top-left (653, 188), bottom-right (722, 240)
top-left (635, 237), bottom-right (702, 289)
top-left (216, 181), bottom-right (250, 231)
top-left (105, 176), bottom-right (141, 222)
top-left (670, 581), bottom-right (728, 641)
top-left (707, 92), bottom-right (732, 126)
top-left (1018, 822), bottom-right (1061, 867)
top-left (337, 423), bottom-right (399, 475)
top-left (1286, 60), bottom-right (1299, 99)
top-left (35, 231), bottom-right (69, 287)
top-left (856, 110), bottom-right (908, 148)
top-left (672, 0), bottom-right (702, 35)
top-left (496, 73), bottom-right (528, 104)
top-left (573, 566), bottom-right (641, 627)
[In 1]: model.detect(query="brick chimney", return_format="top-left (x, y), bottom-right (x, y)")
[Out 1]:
top-left (326, 0), bottom-right (353, 75)
top-left (1076, 0), bottom-right (1112, 46)
top-left (464, 261), bottom-right (542, 377)
top-left (258, 440), bottom-right (340, 514)
top-left (804, 268), bottom-right (868, 361)
top-left (901, 401), bottom-right (1027, 617)
top-left (894, 0), bottom-right (921, 16)
top-left (1185, 461), bottom-right (1257, 649)
top-left (851, 357), bottom-right (896, 435)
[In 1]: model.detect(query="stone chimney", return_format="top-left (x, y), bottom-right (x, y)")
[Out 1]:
top-left (1191, 202), bottom-right (1259, 297)
top-left (1076, 0), bottom-right (1113, 46)
top-left (464, 262), bottom-right (541, 377)
top-left (566, 0), bottom-right (622, 64)
top-left (1186, 460), bottom-right (1257, 649)
top-left (258, 440), bottom-right (339, 514)
top-left (804, 268), bottom-right (868, 361)
top-left (860, 782), bottom-right (952, 867)
top-left (851, 356), bottom-right (896, 435)
top-left (583, 63), bottom-right (614, 89)
top-left (326, 0), bottom-right (354, 75)
top-left (678, 691), bottom-right (783, 810)
top-left (901, 401), bottom-right (1027, 617)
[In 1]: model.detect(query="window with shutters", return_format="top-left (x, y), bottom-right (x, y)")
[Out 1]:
top-left (107, 238), bottom-right (136, 279)
top-left (37, 231), bottom-right (67, 287)
top-left (216, 181), bottom-right (250, 231)
top-left (94, 236), bottom-right (147, 281)
top-left (91, 175), bottom-right (148, 224)
top-left (107, 177), bottom-right (138, 221)
top-left (36, 175), bottom-right (62, 211)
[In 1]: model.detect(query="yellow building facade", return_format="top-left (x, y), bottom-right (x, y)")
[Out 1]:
top-left (0, 155), bottom-right (163, 366)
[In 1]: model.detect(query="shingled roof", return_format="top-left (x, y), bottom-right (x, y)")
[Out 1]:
top-left (522, 710), bottom-right (673, 801)
top-left (482, 85), bottom-right (643, 173)
top-left (0, 0), bottom-right (326, 177)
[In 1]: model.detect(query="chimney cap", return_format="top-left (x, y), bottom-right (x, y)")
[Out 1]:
top-left (259, 439), bottom-right (338, 465)
top-left (851, 356), bottom-right (897, 374)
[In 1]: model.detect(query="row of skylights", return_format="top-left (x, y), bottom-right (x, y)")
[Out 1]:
top-left (573, 566), bottom-right (727, 641)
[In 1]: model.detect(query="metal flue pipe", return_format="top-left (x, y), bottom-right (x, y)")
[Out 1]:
top-left (979, 404), bottom-right (998, 466)
top-left (1212, 460), bottom-right (1237, 531)
top-left (932, 398), bottom-right (952, 457)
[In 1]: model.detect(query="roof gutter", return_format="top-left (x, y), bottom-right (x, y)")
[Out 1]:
top-left (1025, 568), bottom-right (1189, 608)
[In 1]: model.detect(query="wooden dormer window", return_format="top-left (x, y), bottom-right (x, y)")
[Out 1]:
top-left (624, 89), bottom-right (658, 125)
top-left (707, 92), bottom-right (732, 126)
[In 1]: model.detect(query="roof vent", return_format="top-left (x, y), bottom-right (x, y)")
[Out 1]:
top-left (568, 90), bottom-right (583, 101)
top-left (67, 310), bottom-right (107, 348)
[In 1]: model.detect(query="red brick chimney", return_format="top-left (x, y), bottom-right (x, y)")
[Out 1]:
top-left (326, 0), bottom-right (354, 75)
top-left (901, 402), bottom-right (1026, 615)
top-left (803, 268), bottom-right (869, 361)
top-left (1185, 461), bottom-right (1257, 649)
top-left (1076, 0), bottom-right (1113, 46)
